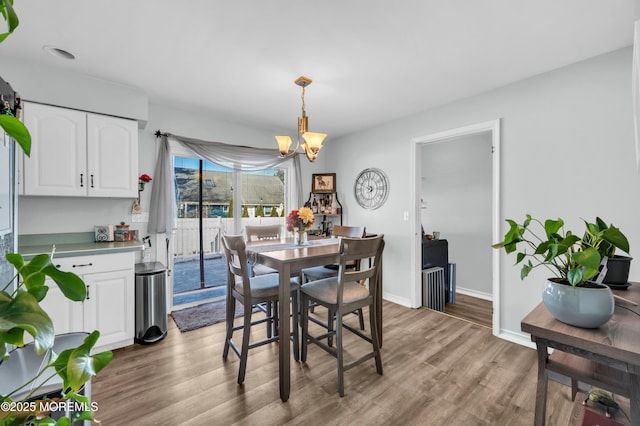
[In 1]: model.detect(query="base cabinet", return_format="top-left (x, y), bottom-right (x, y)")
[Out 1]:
top-left (38, 252), bottom-right (135, 353)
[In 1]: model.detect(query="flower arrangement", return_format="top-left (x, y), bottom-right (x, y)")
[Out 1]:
top-left (139, 173), bottom-right (152, 183)
top-left (286, 207), bottom-right (315, 232)
top-left (138, 173), bottom-right (152, 191)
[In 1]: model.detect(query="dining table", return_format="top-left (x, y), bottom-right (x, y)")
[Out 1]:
top-left (245, 236), bottom-right (383, 402)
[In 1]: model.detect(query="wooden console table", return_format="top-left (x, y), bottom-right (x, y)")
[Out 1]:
top-left (521, 283), bottom-right (640, 426)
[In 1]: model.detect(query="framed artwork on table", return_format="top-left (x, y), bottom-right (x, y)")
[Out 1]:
top-left (312, 173), bottom-right (336, 193)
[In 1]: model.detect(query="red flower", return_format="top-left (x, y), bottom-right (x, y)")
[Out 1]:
top-left (139, 174), bottom-right (152, 183)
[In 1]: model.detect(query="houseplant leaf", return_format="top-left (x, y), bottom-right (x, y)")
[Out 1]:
top-left (601, 226), bottom-right (629, 254)
top-left (7, 253), bottom-right (86, 302)
top-left (0, 0), bottom-right (19, 43)
top-left (52, 331), bottom-right (112, 392)
top-left (42, 265), bottom-right (86, 302)
top-left (0, 115), bottom-right (31, 155)
top-left (0, 290), bottom-right (54, 353)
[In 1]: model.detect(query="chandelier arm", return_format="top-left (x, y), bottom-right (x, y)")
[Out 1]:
top-left (280, 138), bottom-right (301, 158)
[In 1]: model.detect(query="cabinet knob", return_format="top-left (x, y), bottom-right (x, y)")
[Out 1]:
top-left (80, 173), bottom-right (84, 187)
top-left (90, 174), bottom-right (94, 188)
top-left (86, 284), bottom-right (90, 300)
top-left (72, 263), bottom-right (93, 268)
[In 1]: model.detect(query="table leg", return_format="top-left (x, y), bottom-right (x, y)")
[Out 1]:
top-left (533, 342), bottom-right (548, 426)
top-left (279, 263), bottom-right (291, 402)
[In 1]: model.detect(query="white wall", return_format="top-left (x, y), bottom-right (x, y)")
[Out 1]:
top-left (324, 47), bottom-right (638, 341)
top-left (421, 133), bottom-right (492, 298)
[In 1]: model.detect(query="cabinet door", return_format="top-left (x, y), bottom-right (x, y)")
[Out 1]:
top-left (83, 269), bottom-right (134, 352)
top-left (86, 114), bottom-right (138, 198)
top-left (22, 103), bottom-right (87, 196)
top-left (38, 280), bottom-right (84, 336)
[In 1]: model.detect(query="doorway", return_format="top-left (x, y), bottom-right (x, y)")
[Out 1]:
top-left (172, 155), bottom-right (290, 308)
top-left (410, 119), bottom-right (501, 336)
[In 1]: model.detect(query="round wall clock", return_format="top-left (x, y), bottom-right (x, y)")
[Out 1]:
top-left (354, 168), bottom-right (389, 210)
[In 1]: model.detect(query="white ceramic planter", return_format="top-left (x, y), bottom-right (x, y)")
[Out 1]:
top-left (541, 278), bottom-right (614, 328)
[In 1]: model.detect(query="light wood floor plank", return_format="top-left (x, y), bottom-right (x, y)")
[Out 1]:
top-left (92, 301), bottom-right (576, 425)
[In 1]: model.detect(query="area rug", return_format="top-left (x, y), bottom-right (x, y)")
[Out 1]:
top-left (171, 299), bottom-right (245, 332)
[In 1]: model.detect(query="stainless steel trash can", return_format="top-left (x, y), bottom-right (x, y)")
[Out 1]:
top-left (135, 262), bottom-right (168, 344)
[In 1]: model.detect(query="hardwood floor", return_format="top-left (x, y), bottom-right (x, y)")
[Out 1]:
top-left (441, 293), bottom-right (493, 329)
top-left (92, 301), bottom-right (576, 425)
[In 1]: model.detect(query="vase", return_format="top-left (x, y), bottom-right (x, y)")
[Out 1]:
top-left (297, 230), bottom-right (308, 246)
top-left (541, 278), bottom-right (614, 328)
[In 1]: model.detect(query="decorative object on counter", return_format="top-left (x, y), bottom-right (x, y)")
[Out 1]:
top-left (286, 207), bottom-right (314, 245)
top-left (275, 76), bottom-right (327, 162)
top-left (94, 224), bottom-right (115, 242)
top-left (493, 215), bottom-right (630, 328)
top-left (114, 221), bottom-right (130, 242)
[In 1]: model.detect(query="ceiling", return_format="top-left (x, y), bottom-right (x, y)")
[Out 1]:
top-left (1, 1), bottom-right (639, 139)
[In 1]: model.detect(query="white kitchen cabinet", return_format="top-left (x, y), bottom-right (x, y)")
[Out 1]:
top-left (38, 251), bottom-right (135, 353)
top-left (37, 285), bottom-right (84, 335)
top-left (21, 102), bottom-right (138, 198)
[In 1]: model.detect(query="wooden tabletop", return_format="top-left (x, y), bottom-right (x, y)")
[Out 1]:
top-left (521, 283), bottom-right (640, 366)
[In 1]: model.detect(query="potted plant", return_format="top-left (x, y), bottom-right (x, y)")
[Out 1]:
top-left (582, 217), bottom-right (632, 287)
top-left (493, 215), bottom-right (629, 328)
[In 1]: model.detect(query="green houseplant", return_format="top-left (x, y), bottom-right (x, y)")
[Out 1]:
top-left (1, 3), bottom-right (112, 424)
top-left (582, 217), bottom-right (632, 286)
top-left (493, 215), bottom-right (630, 328)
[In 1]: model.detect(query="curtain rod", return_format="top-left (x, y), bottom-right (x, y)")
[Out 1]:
top-left (154, 130), bottom-right (168, 137)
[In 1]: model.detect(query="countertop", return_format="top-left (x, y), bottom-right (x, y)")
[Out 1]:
top-left (18, 232), bottom-right (144, 259)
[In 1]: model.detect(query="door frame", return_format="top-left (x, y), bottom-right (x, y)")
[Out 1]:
top-left (409, 119), bottom-right (501, 336)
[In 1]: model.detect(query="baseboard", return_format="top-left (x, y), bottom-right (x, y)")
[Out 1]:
top-left (497, 328), bottom-right (535, 349)
top-left (382, 292), bottom-right (413, 308)
top-left (456, 287), bottom-right (493, 301)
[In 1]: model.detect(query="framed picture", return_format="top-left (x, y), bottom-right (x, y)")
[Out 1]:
top-left (312, 173), bottom-right (336, 193)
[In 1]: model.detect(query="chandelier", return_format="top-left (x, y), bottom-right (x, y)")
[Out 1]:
top-left (276, 76), bottom-right (327, 162)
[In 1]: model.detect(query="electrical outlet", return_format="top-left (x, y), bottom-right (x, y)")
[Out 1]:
top-left (403, 211), bottom-right (409, 221)
top-left (132, 212), bottom-right (149, 223)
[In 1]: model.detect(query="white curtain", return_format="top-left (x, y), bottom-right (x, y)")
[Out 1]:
top-left (147, 133), bottom-right (303, 234)
top-left (633, 20), bottom-right (640, 173)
